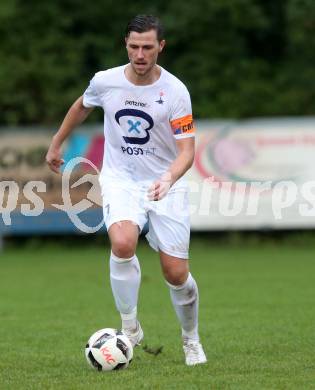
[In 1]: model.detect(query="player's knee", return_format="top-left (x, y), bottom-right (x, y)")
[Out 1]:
top-left (111, 236), bottom-right (136, 258)
top-left (163, 267), bottom-right (188, 286)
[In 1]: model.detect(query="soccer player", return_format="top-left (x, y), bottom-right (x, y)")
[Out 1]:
top-left (46, 14), bottom-right (207, 366)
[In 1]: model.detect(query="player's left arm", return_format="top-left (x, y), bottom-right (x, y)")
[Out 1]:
top-left (148, 137), bottom-right (195, 201)
top-left (148, 83), bottom-right (195, 201)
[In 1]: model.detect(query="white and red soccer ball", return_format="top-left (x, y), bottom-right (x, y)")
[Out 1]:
top-left (85, 328), bottom-right (133, 371)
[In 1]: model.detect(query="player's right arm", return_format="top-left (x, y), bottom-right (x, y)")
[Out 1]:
top-left (46, 96), bottom-right (94, 173)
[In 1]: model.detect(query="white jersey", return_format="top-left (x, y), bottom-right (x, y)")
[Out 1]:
top-left (83, 64), bottom-right (195, 189)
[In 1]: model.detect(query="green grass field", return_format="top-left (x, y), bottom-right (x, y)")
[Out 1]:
top-left (1, 237), bottom-right (315, 389)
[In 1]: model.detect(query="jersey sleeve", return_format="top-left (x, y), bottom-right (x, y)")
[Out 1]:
top-left (82, 75), bottom-right (102, 108)
top-left (169, 86), bottom-right (196, 139)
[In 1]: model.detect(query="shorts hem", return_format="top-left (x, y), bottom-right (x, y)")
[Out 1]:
top-left (146, 234), bottom-right (189, 259)
top-left (106, 216), bottom-right (145, 232)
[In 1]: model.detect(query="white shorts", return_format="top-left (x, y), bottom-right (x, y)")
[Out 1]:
top-left (99, 177), bottom-right (190, 259)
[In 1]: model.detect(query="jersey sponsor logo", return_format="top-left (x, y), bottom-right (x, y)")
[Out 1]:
top-left (121, 146), bottom-right (156, 156)
top-left (170, 114), bottom-right (195, 135)
top-left (125, 100), bottom-right (147, 108)
top-left (127, 120), bottom-right (141, 134)
top-left (115, 109), bottom-right (154, 145)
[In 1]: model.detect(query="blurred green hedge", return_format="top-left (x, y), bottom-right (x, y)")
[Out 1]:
top-left (1, 0), bottom-right (314, 125)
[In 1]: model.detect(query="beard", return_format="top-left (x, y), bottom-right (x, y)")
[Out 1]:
top-left (130, 61), bottom-right (155, 77)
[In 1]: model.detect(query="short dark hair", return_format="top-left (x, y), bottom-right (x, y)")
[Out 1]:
top-left (125, 15), bottom-right (164, 42)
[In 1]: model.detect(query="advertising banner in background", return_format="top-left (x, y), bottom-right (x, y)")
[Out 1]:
top-left (0, 129), bottom-right (103, 211)
top-left (189, 119), bottom-right (315, 229)
top-left (1, 118), bottom-right (315, 235)
top-left (0, 128), bottom-right (104, 236)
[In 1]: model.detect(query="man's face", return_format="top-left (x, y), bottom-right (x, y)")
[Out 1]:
top-left (125, 30), bottom-right (165, 76)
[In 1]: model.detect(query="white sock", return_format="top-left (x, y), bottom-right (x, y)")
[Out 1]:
top-left (109, 251), bottom-right (141, 331)
top-left (167, 273), bottom-right (199, 341)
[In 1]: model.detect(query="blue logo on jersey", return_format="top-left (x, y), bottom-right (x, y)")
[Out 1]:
top-left (128, 120), bottom-right (141, 134)
top-left (115, 109), bottom-right (154, 145)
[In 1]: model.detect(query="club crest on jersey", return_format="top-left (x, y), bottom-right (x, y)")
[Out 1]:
top-left (115, 109), bottom-right (154, 145)
top-left (155, 91), bottom-right (165, 105)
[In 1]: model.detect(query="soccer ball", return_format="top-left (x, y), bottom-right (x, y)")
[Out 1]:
top-left (85, 328), bottom-right (133, 371)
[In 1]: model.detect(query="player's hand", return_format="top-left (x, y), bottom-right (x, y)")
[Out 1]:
top-left (45, 144), bottom-right (64, 174)
top-left (148, 172), bottom-right (172, 201)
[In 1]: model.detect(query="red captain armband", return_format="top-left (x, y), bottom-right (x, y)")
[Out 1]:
top-left (170, 114), bottom-right (195, 136)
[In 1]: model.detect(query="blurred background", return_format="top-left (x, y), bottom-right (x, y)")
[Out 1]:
top-left (1, 2), bottom-right (315, 388)
top-left (1, 0), bottom-right (315, 242)
top-left (1, 0), bottom-right (315, 124)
